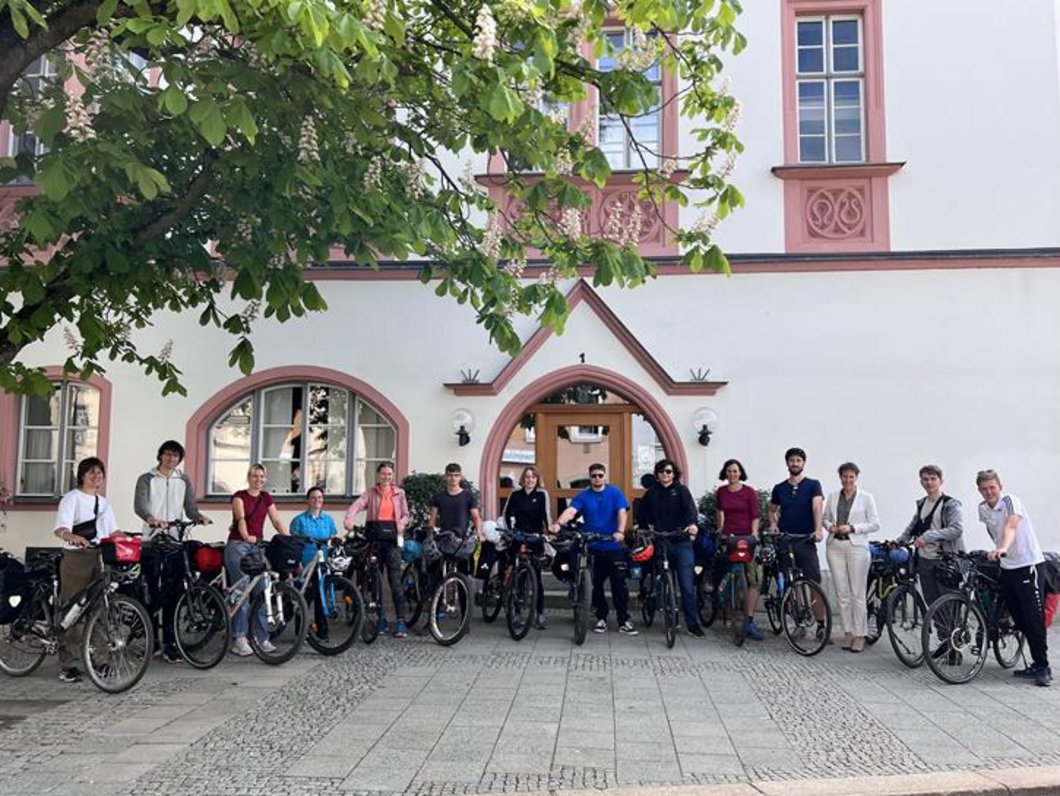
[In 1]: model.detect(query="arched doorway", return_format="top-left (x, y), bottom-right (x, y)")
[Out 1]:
top-left (478, 365), bottom-right (687, 520)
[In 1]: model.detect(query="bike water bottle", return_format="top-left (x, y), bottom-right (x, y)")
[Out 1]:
top-left (60, 594), bottom-right (91, 630)
top-left (227, 575), bottom-right (250, 607)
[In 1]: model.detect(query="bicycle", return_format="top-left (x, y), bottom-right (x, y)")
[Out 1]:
top-left (871, 540), bottom-right (928, 668)
top-left (0, 537), bottom-right (154, 693)
top-left (756, 535), bottom-right (785, 635)
top-left (767, 532), bottom-right (832, 656)
top-left (400, 528), bottom-right (433, 628)
top-left (292, 534), bottom-right (363, 655)
top-left (551, 520), bottom-right (610, 646)
top-left (209, 541), bottom-right (309, 665)
top-left (700, 534), bottom-right (757, 646)
top-left (427, 529), bottom-right (474, 646)
top-left (637, 529), bottom-right (689, 648)
top-left (921, 551), bottom-right (1025, 685)
top-left (148, 520), bottom-right (231, 669)
top-left (341, 529), bottom-right (385, 644)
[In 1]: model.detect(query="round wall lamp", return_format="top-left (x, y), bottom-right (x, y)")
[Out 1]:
top-left (452, 408), bottom-right (474, 446)
top-left (692, 407), bottom-right (718, 447)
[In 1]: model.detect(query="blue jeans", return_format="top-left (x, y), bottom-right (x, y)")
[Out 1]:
top-left (224, 541), bottom-right (267, 641)
top-left (665, 540), bottom-right (699, 631)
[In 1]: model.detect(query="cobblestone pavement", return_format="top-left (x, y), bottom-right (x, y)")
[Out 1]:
top-left (0, 613), bottom-right (1058, 796)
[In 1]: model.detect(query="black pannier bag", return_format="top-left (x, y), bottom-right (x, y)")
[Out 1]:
top-left (266, 535), bottom-right (306, 574)
top-left (0, 554), bottom-right (27, 624)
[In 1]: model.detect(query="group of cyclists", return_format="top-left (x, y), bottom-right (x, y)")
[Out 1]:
top-left (8, 438), bottom-right (1053, 692)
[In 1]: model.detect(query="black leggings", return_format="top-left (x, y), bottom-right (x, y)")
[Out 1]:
top-left (375, 541), bottom-right (406, 622)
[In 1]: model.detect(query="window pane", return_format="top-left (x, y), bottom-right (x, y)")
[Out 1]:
top-left (834, 105), bottom-right (862, 135)
top-left (66, 428), bottom-right (98, 464)
top-left (23, 428), bottom-right (57, 460)
top-left (832, 19), bottom-right (859, 45)
top-left (66, 385), bottom-right (98, 428)
top-left (210, 398), bottom-right (252, 493)
top-left (800, 136), bottom-right (826, 162)
top-left (797, 20), bottom-right (823, 46)
top-left (262, 388), bottom-right (295, 426)
top-left (21, 462), bottom-right (55, 495)
top-left (834, 135), bottom-right (863, 162)
top-left (832, 45), bottom-right (860, 72)
top-left (797, 48), bottom-right (824, 73)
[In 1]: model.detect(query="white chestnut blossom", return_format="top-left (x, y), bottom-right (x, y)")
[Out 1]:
top-left (621, 203), bottom-right (643, 248)
top-left (659, 157), bottom-right (678, 179)
top-left (552, 149), bottom-right (573, 177)
top-left (558, 206), bottom-right (581, 238)
top-left (363, 157), bottom-right (385, 190)
top-left (578, 115), bottom-right (596, 147)
top-left (158, 340), bottom-right (174, 364)
top-left (479, 213), bottom-right (503, 259)
top-left (365, 0), bottom-right (387, 31)
top-left (473, 5), bottom-right (498, 63)
top-left (406, 160), bottom-right (427, 199)
top-left (65, 94), bottom-right (96, 142)
top-left (297, 116), bottom-right (320, 163)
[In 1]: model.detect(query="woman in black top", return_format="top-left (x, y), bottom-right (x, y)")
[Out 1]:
top-left (502, 466), bottom-right (552, 628)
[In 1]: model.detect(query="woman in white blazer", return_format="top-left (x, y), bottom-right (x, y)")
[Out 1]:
top-left (823, 462), bottom-right (880, 652)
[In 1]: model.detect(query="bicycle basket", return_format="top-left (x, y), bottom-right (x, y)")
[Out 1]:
top-left (265, 535), bottom-right (305, 574)
top-left (725, 535), bottom-right (757, 564)
top-left (101, 536), bottom-right (142, 565)
top-left (401, 539), bottom-right (423, 564)
top-left (193, 543), bottom-right (225, 575)
top-left (240, 552), bottom-right (266, 577)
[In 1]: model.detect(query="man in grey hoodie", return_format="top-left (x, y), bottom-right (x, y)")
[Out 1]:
top-left (134, 440), bottom-right (211, 662)
top-left (896, 464), bottom-right (964, 616)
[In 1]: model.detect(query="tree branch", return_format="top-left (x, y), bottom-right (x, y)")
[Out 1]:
top-left (133, 150), bottom-right (219, 246)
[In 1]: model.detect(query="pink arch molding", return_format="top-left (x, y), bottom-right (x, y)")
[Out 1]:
top-left (184, 365), bottom-right (410, 497)
top-left (478, 365), bottom-right (688, 519)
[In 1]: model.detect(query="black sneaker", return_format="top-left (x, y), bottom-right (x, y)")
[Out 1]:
top-left (687, 626), bottom-right (706, 639)
top-left (1014, 665), bottom-right (1038, 679)
top-left (162, 647), bottom-right (183, 664)
top-left (1033, 666), bottom-right (1053, 687)
top-left (58, 667), bottom-right (82, 683)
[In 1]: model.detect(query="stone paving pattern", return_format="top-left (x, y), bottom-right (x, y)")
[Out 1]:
top-left (0, 614), bottom-right (1058, 796)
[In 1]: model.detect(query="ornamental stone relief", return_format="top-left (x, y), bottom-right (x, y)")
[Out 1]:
top-left (804, 186), bottom-right (868, 240)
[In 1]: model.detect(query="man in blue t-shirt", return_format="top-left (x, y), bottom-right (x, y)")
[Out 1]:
top-left (768, 447), bottom-right (825, 584)
top-left (553, 463), bottom-right (636, 635)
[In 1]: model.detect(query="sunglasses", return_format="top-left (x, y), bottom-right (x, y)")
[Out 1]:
top-left (589, 472), bottom-right (605, 479)
top-left (659, 468), bottom-right (674, 475)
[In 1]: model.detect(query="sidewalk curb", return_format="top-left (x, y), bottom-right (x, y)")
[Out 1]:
top-left (558, 766), bottom-right (1060, 796)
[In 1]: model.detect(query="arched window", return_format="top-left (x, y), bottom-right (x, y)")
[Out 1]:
top-left (207, 382), bottom-right (395, 497)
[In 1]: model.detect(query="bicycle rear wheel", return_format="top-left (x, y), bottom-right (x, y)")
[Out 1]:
top-left (865, 577), bottom-right (885, 646)
top-left (174, 583), bottom-right (230, 669)
top-left (697, 576), bottom-right (717, 628)
top-left (429, 573), bottom-right (470, 646)
top-left (762, 570), bottom-right (784, 635)
top-left (83, 594), bottom-right (153, 693)
top-left (661, 570), bottom-right (677, 648)
top-left (885, 584), bottom-right (925, 668)
top-left (402, 563), bottom-right (425, 628)
top-left (306, 575), bottom-right (363, 656)
top-left (249, 580), bottom-right (308, 665)
top-left (506, 564), bottom-right (537, 641)
top-left (481, 571), bottom-right (503, 623)
top-left (573, 569), bottom-right (591, 645)
top-left (359, 565), bottom-right (382, 645)
top-left (640, 570), bottom-right (656, 628)
top-left (922, 593), bottom-right (988, 684)
top-left (731, 568), bottom-right (748, 647)
top-left (781, 579), bottom-right (829, 656)
top-left (0, 588), bottom-right (50, 677)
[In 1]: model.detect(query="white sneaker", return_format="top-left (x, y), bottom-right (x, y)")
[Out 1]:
top-left (593, 619), bottom-right (608, 633)
top-left (231, 637), bottom-right (253, 657)
top-left (258, 638), bottom-right (277, 653)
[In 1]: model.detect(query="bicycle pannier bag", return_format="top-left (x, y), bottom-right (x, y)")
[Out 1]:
top-left (726, 535), bottom-right (757, 564)
top-left (0, 555), bottom-right (26, 624)
top-left (364, 520), bottom-right (398, 543)
top-left (101, 536), bottom-right (142, 565)
top-left (266, 535), bottom-right (305, 574)
top-left (194, 544), bottom-right (225, 575)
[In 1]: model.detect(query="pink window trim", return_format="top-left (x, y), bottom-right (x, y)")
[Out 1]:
top-left (0, 368), bottom-right (113, 505)
top-left (183, 366), bottom-right (409, 499)
top-left (780, 0), bottom-right (886, 165)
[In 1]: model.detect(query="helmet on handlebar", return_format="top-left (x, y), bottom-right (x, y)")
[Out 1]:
top-left (630, 542), bottom-right (654, 563)
top-left (421, 536), bottom-right (443, 563)
top-left (757, 540), bottom-right (776, 567)
top-left (402, 539), bottom-right (423, 563)
top-left (482, 520), bottom-right (502, 545)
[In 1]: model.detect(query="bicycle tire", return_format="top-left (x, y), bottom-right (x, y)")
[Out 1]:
top-left (885, 584), bottom-right (925, 668)
top-left (662, 570), bottom-right (677, 649)
top-left (762, 571), bottom-right (784, 635)
top-left (481, 571), bottom-right (503, 623)
top-left (360, 564), bottom-right (381, 645)
top-left (174, 583), bottom-right (230, 669)
top-left (992, 606), bottom-right (1025, 669)
top-left (573, 569), bottom-right (591, 645)
top-left (306, 575), bottom-right (363, 656)
top-left (697, 577), bottom-right (717, 628)
top-left (781, 579), bottom-right (830, 656)
top-left (83, 593), bottom-right (154, 693)
top-left (505, 564), bottom-right (537, 641)
top-left (640, 570), bottom-right (656, 628)
top-left (865, 577), bottom-right (886, 646)
top-left (922, 592), bottom-right (988, 685)
top-left (429, 573), bottom-right (471, 646)
top-left (731, 568), bottom-right (748, 647)
top-left (249, 580), bottom-right (308, 665)
top-left (0, 587), bottom-right (50, 677)
top-left (402, 562), bottom-right (425, 628)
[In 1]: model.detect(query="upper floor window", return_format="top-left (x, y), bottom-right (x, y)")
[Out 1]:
top-left (207, 383), bottom-right (396, 497)
top-left (796, 16), bottom-right (864, 163)
top-left (17, 382), bottom-right (100, 496)
top-left (597, 29), bottom-right (661, 169)
top-left (8, 55), bottom-right (58, 162)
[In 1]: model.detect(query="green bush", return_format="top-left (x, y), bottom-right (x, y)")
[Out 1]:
top-left (697, 487), bottom-right (772, 532)
top-left (400, 472), bottom-right (478, 530)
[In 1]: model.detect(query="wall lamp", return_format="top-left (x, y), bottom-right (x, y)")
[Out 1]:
top-left (452, 409), bottom-right (474, 447)
top-left (692, 407), bottom-right (718, 447)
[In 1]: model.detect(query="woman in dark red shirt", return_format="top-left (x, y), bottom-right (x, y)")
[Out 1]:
top-left (715, 459), bottom-right (764, 640)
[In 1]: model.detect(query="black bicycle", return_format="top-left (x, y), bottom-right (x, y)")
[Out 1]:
top-left (551, 520), bottom-right (610, 646)
top-left (342, 530), bottom-right (385, 645)
top-left (0, 539), bottom-right (154, 693)
top-left (768, 533), bottom-right (832, 656)
top-left (638, 529), bottom-right (689, 648)
top-left (427, 529), bottom-right (474, 646)
top-left (921, 551), bottom-right (1025, 684)
top-left (872, 540), bottom-right (927, 668)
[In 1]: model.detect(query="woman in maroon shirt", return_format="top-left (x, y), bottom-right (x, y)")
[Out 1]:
top-left (715, 459), bottom-right (764, 640)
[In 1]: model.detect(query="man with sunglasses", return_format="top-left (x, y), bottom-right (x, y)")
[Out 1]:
top-left (552, 464), bottom-right (636, 635)
top-left (768, 447), bottom-right (825, 583)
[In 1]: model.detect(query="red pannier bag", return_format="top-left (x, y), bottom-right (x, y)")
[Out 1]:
top-left (101, 536), bottom-right (142, 565)
top-left (194, 544), bottom-right (225, 575)
top-left (726, 535), bottom-right (757, 564)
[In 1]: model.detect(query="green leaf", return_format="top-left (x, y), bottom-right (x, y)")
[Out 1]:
top-left (161, 86), bottom-right (189, 116)
top-left (36, 160), bottom-right (71, 202)
top-left (96, 0), bottom-right (119, 25)
top-left (487, 85), bottom-right (522, 123)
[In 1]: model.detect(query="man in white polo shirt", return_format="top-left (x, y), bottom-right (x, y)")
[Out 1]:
top-left (978, 469), bottom-right (1050, 687)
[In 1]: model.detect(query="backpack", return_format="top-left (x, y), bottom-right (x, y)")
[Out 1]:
top-left (1042, 552), bottom-right (1060, 595)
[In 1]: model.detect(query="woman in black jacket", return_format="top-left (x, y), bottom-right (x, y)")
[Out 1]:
top-left (503, 466), bottom-right (551, 629)
top-left (638, 459), bottom-right (704, 638)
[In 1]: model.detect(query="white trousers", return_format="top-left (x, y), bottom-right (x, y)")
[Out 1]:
top-left (826, 539), bottom-right (871, 637)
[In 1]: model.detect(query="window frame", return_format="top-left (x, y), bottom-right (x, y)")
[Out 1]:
top-left (15, 382), bottom-right (100, 497)
top-left (7, 55), bottom-right (59, 161)
top-left (795, 14), bottom-right (866, 164)
top-left (596, 27), bottom-right (663, 171)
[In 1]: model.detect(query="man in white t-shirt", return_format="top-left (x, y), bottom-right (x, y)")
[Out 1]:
top-left (978, 469), bottom-right (1050, 687)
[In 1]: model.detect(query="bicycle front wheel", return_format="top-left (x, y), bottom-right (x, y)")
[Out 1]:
top-left (174, 583), bottom-right (230, 669)
top-left (662, 570), bottom-right (677, 649)
top-left (762, 570), bottom-right (784, 635)
top-left (505, 564), bottom-right (537, 641)
top-left (481, 571), bottom-right (503, 623)
top-left (922, 593), bottom-right (988, 684)
top-left (993, 607), bottom-right (1025, 669)
top-left (402, 562), bottom-right (425, 628)
top-left (249, 580), bottom-right (308, 665)
top-left (640, 571), bottom-right (657, 628)
top-left (359, 565), bottom-right (381, 645)
top-left (885, 584), bottom-right (926, 668)
top-left (697, 576), bottom-right (717, 629)
top-left (0, 588), bottom-right (50, 677)
top-left (429, 573), bottom-right (470, 646)
top-left (865, 577), bottom-right (886, 646)
top-left (83, 594), bottom-right (153, 693)
top-left (731, 568), bottom-right (748, 647)
top-left (573, 569), bottom-right (591, 646)
top-left (781, 579), bottom-right (830, 656)
top-left (306, 575), bottom-right (363, 656)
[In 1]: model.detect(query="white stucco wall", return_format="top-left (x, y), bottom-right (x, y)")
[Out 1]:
top-left (4, 266), bottom-right (1059, 564)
